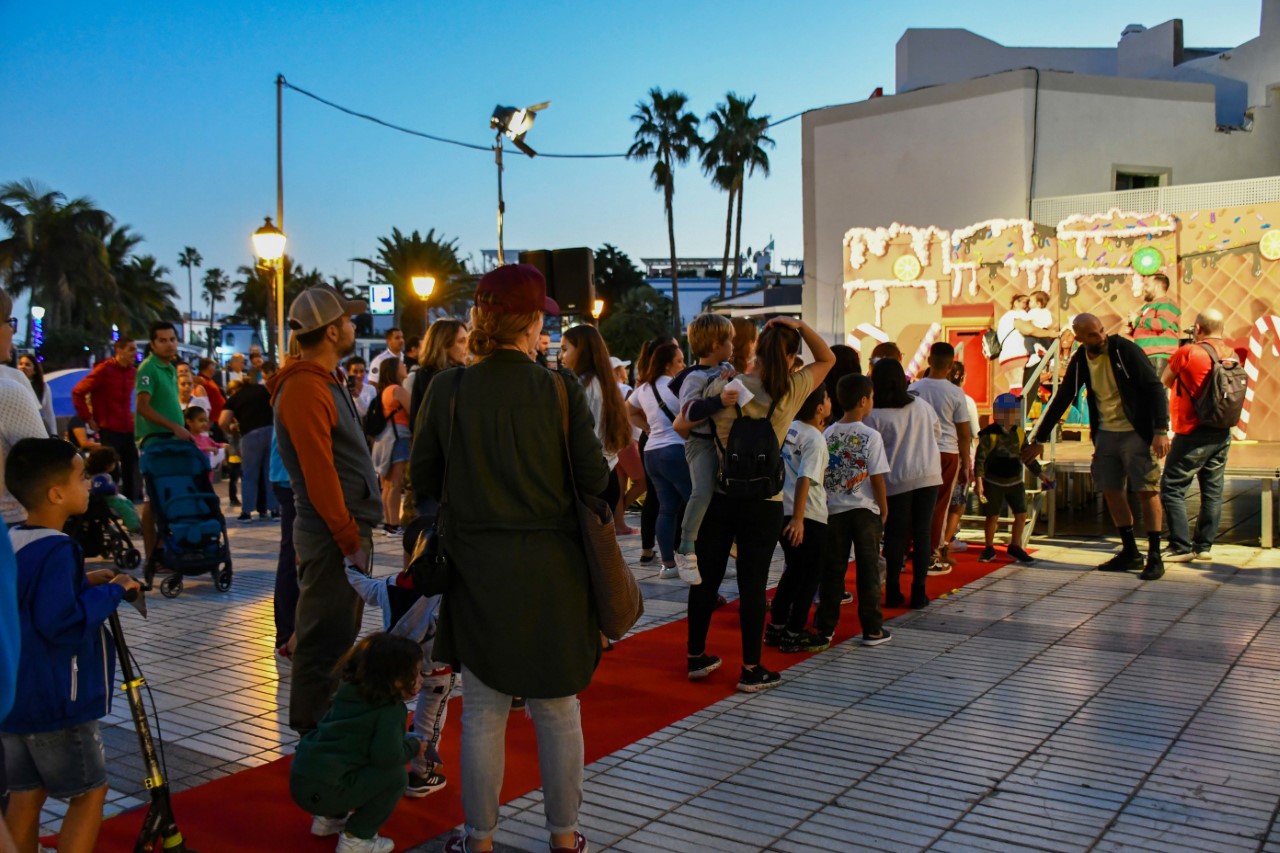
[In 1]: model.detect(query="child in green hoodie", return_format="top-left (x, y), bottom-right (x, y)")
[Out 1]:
top-left (290, 632), bottom-right (427, 853)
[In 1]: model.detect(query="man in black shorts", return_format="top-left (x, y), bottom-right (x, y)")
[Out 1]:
top-left (1024, 313), bottom-right (1170, 579)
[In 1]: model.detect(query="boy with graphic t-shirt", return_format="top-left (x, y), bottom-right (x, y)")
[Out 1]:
top-left (765, 385), bottom-right (832, 653)
top-left (817, 374), bottom-right (891, 646)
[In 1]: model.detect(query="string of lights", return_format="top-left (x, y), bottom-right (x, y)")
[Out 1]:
top-left (281, 77), bottom-right (821, 160)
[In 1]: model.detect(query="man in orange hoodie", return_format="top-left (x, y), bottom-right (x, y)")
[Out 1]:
top-left (267, 286), bottom-right (382, 733)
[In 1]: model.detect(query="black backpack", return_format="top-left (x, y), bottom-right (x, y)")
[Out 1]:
top-left (364, 397), bottom-right (399, 439)
top-left (714, 399), bottom-right (783, 499)
top-left (1178, 342), bottom-right (1247, 430)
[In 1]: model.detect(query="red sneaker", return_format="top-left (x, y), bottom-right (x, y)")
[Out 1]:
top-left (550, 832), bottom-right (588, 853)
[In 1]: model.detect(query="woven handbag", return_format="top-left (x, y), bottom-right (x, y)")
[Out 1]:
top-left (553, 373), bottom-right (644, 640)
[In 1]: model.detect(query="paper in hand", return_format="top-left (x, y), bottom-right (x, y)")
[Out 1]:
top-left (725, 377), bottom-right (755, 408)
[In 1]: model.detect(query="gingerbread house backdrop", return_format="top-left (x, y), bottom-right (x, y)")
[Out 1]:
top-left (841, 203), bottom-right (1280, 440)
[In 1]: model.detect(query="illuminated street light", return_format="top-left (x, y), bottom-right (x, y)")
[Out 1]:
top-left (30, 306), bottom-right (45, 321)
top-left (412, 276), bottom-right (436, 299)
top-left (591, 299), bottom-right (605, 320)
top-left (251, 217), bottom-right (287, 263)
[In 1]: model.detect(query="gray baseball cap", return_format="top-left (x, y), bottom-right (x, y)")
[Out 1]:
top-left (287, 285), bottom-right (369, 335)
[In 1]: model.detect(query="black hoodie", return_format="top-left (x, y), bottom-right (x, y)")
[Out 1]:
top-left (1033, 335), bottom-right (1169, 445)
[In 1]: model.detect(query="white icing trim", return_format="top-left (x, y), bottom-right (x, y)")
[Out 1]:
top-left (951, 218), bottom-right (1038, 255)
top-left (1059, 266), bottom-right (1134, 296)
top-left (844, 223), bottom-right (950, 271)
top-left (843, 279), bottom-right (939, 325)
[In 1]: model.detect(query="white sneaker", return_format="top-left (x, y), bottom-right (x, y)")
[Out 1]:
top-left (724, 564), bottom-right (738, 579)
top-left (336, 833), bottom-right (394, 853)
top-left (657, 564), bottom-right (679, 579)
top-left (948, 538), bottom-right (968, 552)
top-left (675, 553), bottom-right (702, 585)
top-left (311, 815), bottom-right (348, 837)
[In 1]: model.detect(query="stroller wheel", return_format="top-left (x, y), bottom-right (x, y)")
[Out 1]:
top-left (125, 548), bottom-right (142, 570)
top-left (113, 551), bottom-right (128, 570)
top-left (214, 570), bottom-right (232, 593)
top-left (160, 575), bottom-right (183, 599)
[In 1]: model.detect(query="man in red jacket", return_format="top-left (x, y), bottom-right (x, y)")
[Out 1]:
top-left (72, 339), bottom-right (140, 500)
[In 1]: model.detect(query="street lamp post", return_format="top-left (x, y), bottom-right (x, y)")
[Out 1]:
top-left (30, 305), bottom-right (45, 361)
top-left (489, 101), bottom-right (549, 266)
top-left (412, 275), bottom-right (435, 336)
top-left (252, 217), bottom-right (287, 357)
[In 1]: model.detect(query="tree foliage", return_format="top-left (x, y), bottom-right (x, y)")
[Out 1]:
top-left (599, 284), bottom-right (673, 364)
top-left (702, 93), bottom-right (773, 296)
top-left (353, 227), bottom-right (470, 339)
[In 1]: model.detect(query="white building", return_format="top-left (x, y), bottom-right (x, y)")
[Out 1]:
top-left (802, 2), bottom-right (1280, 339)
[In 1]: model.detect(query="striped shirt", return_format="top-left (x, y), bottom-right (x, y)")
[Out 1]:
top-left (1133, 300), bottom-right (1182, 357)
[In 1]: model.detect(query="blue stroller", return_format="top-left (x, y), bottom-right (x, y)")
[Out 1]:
top-left (140, 438), bottom-right (233, 598)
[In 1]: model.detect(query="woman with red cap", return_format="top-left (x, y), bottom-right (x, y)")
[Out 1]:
top-left (410, 264), bottom-right (603, 853)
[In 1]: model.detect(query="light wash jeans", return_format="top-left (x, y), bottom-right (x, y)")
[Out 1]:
top-left (240, 426), bottom-right (279, 515)
top-left (460, 666), bottom-right (583, 841)
top-left (679, 436), bottom-right (718, 554)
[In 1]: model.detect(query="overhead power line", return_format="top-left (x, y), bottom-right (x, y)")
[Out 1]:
top-left (280, 77), bottom-right (829, 161)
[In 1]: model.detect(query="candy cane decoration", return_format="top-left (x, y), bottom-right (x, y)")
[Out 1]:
top-left (905, 322), bottom-right (943, 381)
top-left (1238, 314), bottom-right (1280, 439)
top-left (846, 322), bottom-right (890, 353)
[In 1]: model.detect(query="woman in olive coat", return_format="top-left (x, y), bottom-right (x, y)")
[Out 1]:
top-left (411, 264), bottom-right (606, 853)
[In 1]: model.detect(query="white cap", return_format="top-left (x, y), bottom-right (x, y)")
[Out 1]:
top-left (610, 356), bottom-right (631, 369)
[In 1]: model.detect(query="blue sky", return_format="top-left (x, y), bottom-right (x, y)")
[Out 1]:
top-left (1, 1), bottom-right (1266, 314)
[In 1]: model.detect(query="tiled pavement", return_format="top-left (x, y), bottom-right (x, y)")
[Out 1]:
top-left (38, 504), bottom-right (1280, 853)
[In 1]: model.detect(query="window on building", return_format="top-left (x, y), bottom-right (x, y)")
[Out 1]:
top-left (1114, 171), bottom-right (1166, 191)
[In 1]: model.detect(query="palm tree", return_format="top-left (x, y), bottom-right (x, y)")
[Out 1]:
top-left (177, 246), bottom-right (202, 342)
top-left (702, 94), bottom-right (774, 296)
top-left (202, 267), bottom-right (231, 357)
top-left (0, 179), bottom-right (114, 330)
top-left (353, 227), bottom-right (470, 337)
top-left (114, 255), bottom-right (180, 335)
top-left (628, 88), bottom-right (702, 332)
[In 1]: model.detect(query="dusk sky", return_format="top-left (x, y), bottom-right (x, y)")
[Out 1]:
top-left (2, 2), bottom-right (1266, 315)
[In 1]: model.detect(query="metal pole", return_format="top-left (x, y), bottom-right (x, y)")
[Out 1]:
top-left (276, 73), bottom-right (286, 358)
top-left (495, 135), bottom-right (505, 266)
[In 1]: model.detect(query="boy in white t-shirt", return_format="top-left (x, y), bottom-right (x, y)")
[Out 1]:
top-left (817, 374), bottom-right (891, 646)
top-left (764, 385), bottom-right (832, 653)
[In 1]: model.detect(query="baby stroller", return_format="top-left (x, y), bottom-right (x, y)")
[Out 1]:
top-left (66, 493), bottom-right (142, 571)
top-left (140, 437), bottom-right (233, 598)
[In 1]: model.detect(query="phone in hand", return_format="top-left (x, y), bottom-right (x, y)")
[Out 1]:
top-left (346, 375), bottom-right (357, 393)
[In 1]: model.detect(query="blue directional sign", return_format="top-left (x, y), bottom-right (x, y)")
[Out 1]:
top-left (369, 284), bottom-right (396, 316)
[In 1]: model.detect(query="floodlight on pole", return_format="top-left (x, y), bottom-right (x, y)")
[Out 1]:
top-left (30, 306), bottom-right (45, 321)
top-left (489, 100), bottom-right (549, 265)
top-left (591, 299), bottom-right (605, 320)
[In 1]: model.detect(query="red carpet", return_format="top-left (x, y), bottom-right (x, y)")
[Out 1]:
top-left (87, 549), bottom-right (1007, 852)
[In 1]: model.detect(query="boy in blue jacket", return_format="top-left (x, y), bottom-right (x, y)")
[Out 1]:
top-left (1, 438), bottom-right (141, 853)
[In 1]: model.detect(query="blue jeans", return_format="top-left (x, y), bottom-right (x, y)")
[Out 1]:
top-left (459, 666), bottom-right (582, 842)
top-left (644, 444), bottom-right (692, 563)
top-left (240, 427), bottom-right (278, 516)
top-left (1160, 428), bottom-right (1231, 553)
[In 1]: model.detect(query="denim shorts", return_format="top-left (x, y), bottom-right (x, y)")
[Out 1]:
top-left (1092, 429), bottom-right (1160, 493)
top-left (1, 721), bottom-right (109, 799)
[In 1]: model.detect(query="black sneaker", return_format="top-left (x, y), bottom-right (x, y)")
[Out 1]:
top-left (237, 512), bottom-right (253, 523)
top-left (1140, 557), bottom-right (1165, 581)
top-left (763, 623), bottom-right (785, 647)
top-left (840, 591), bottom-right (854, 605)
top-left (910, 591), bottom-right (930, 610)
top-left (1098, 551), bottom-right (1144, 572)
top-left (736, 665), bottom-right (781, 693)
top-left (229, 498), bottom-right (241, 507)
top-left (404, 770), bottom-right (447, 798)
top-left (1007, 545), bottom-right (1035, 564)
top-left (885, 588), bottom-right (905, 608)
top-left (780, 630), bottom-right (831, 653)
top-left (978, 546), bottom-right (997, 562)
top-left (687, 654), bottom-right (722, 680)
top-left (860, 628), bottom-right (893, 647)
top-left (510, 697), bottom-right (526, 711)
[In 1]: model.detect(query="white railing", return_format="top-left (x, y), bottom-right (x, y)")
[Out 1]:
top-left (1031, 176), bottom-right (1280, 225)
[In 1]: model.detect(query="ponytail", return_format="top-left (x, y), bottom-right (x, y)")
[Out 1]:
top-left (755, 325), bottom-right (801, 404)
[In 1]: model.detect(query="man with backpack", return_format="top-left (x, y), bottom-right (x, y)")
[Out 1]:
top-left (1159, 309), bottom-right (1242, 562)
top-left (1024, 313), bottom-right (1170, 580)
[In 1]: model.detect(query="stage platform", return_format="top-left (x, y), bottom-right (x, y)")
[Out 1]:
top-left (1046, 438), bottom-right (1280, 547)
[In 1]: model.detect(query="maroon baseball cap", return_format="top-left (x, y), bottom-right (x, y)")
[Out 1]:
top-left (474, 264), bottom-right (560, 316)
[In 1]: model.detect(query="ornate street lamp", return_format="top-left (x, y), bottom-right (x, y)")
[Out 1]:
top-left (251, 217), bottom-right (287, 358)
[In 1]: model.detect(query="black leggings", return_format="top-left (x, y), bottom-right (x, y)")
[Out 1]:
top-left (884, 486), bottom-right (939, 600)
top-left (771, 517), bottom-right (827, 633)
top-left (602, 467), bottom-right (621, 512)
top-left (690, 493), bottom-right (784, 667)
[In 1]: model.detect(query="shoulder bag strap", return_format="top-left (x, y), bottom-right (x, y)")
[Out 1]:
top-left (553, 372), bottom-right (580, 495)
top-left (438, 370), bottom-right (463, 510)
top-left (652, 383), bottom-right (679, 425)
